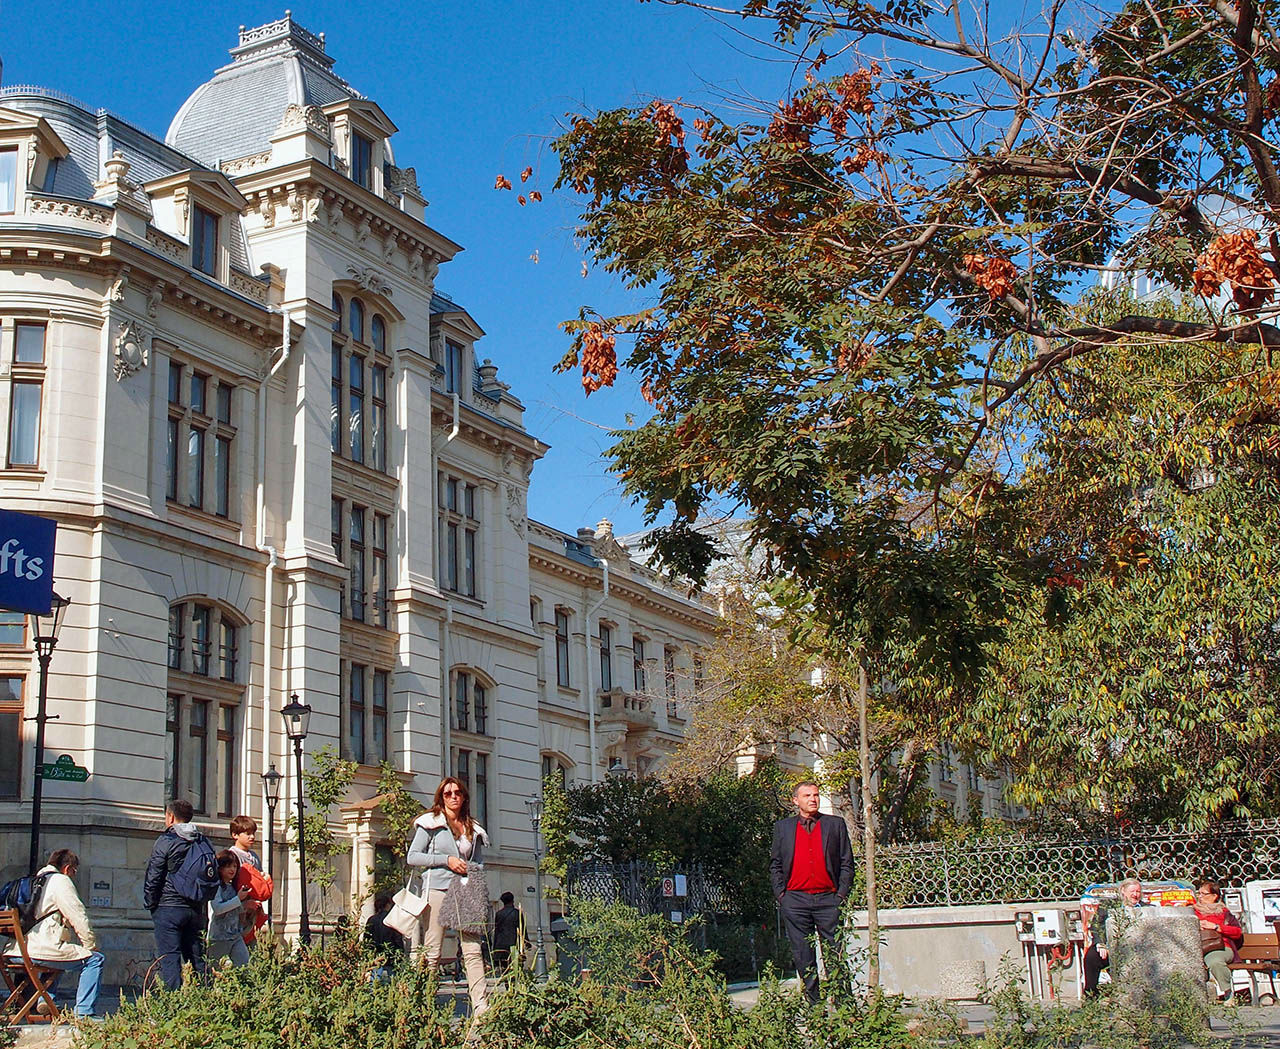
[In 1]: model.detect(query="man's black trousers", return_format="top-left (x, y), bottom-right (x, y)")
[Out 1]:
top-left (1082, 944), bottom-right (1110, 996)
top-left (778, 889), bottom-right (840, 1003)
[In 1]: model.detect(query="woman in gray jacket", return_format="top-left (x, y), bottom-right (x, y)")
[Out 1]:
top-left (407, 776), bottom-right (489, 1016)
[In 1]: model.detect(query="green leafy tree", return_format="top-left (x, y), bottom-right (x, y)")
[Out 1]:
top-left (287, 745), bottom-right (357, 922)
top-left (541, 0), bottom-right (1280, 831)
top-left (366, 761), bottom-right (427, 900)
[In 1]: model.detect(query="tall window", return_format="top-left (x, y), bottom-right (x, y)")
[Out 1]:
top-left (167, 611), bottom-right (244, 812)
top-left (168, 606), bottom-right (185, 670)
top-left (438, 473), bottom-right (479, 598)
top-left (190, 699), bottom-right (209, 813)
top-left (0, 676), bottom-right (24, 798)
top-left (349, 662), bottom-right (366, 764)
top-left (217, 705), bottom-right (235, 818)
top-left (331, 296), bottom-right (390, 471)
top-left (349, 505), bottom-right (367, 621)
top-left (348, 354), bottom-right (365, 464)
top-left (599, 623), bottom-right (613, 692)
top-left (333, 496), bottom-right (391, 626)
top-left (331, 292), bottom-right (343, 333)
top-left (0, 149), bottom-right (15, 214)
top-left (341, 661), bottom-right (392, 765)
top-left (373, 513), bottom-right (389, 627)
top-left (372, 670), bottom-right (388, 763)
top-left (8, 322), bottom-right (46, 468)
top-left (192, 605), bottom-right (211, 676)
top-left (451, 747), bottom-right (491, 829)
top-left (633, 638), bottom-right (647, 692)
top-left (192, 205), bottom-right (218, 276)
top-left (451, 670), bottom-right (492, 736)
top-left (352, 132), bottom-right (373, 189)
top-left (555, 610), bottom-right (571, 688)
top-left (214, 384), bottom-right (233, 517)
top-left (445, 340), bottom-right (463, 394)
top-left (371, 364), bottom-right (387, 471)
top-left (167, 359), bottom-right (237, 517)
top-left (349, 299), bottom-right (365, 344)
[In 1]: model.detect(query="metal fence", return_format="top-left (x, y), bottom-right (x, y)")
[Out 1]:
top-left (565, 860), bottom-right (733, 917)
top-left (873, 818), bottom-right (1280, 908)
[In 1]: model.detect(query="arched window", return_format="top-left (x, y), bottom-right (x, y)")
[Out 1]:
top-left (349, 298), bottom-right (365, 344)
top-left (371, 314), bottom-right (386, 354)
top-left (331, 292), bottom-right (343, 333)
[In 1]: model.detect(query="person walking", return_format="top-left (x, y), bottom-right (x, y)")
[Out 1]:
top-left (407, 777), bottom-right (490, 1018)
top-left (491, 892), bottom-right (527, 973)
top-left (769, 781), bottom-right (854, 1004)
top-left (206, 851), bottom-right (252, 968)
top-left (143, 799), bottom-right (215, 989)
top-left (4, 849), bottom-right (104, 1018)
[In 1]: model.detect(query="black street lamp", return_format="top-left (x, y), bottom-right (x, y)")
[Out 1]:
top-left (27, 592), bottom-right (70, 875)
top-left (524, 796), bottom-right (549, 979)
top-left (281, 695), bottom-right (312, 945)
top-left (260, 762), bottom-right (283, 913)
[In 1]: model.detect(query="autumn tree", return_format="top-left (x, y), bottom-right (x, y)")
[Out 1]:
top-left (546, 0), bottom-right (1280, 825)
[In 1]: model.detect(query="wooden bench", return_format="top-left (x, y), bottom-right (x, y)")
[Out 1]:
top-left (0, 907), bottom-right (62, 1025)
top-left (1228, 928), bottom-right (1280, 1005)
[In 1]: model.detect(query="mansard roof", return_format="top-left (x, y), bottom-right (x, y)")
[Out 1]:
top-left (166, 14), bottom-right (362, 166)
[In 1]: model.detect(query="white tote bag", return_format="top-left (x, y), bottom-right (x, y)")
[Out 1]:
top-left (385, 873), bottom-right (428, 937)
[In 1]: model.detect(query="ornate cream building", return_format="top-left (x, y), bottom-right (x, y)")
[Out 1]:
top-left (0, 15), bottom-right (716, 981)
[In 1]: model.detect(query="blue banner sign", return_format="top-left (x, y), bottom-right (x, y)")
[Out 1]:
top-left (0, 508), bottom-right (56, 614)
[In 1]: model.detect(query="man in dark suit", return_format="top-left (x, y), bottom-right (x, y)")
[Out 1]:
top-left (769, 780), bottom-right (855, 1003)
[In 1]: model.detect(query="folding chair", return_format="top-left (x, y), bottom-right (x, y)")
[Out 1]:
top-left (0, 908), bottom-right (61, 1025)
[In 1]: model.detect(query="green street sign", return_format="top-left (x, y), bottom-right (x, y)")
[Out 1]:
top-left (41, 754), bottom-right (89, 783)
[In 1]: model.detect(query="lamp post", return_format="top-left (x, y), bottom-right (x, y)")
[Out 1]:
top-left (524, 796), bottom-right (549, 979)
top-left (260, 762), bottom-right (282, 912)
top-left (281, 695), bottom-right (312, 945)
top-left (27, 592), bottom-right (70, 875)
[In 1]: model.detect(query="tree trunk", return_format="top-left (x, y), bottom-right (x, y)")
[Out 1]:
top-left (858, 663), bottom-right (880, 989)
top-left (880, 737), bottom-right (923, 843)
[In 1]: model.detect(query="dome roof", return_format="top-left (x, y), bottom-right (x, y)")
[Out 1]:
top-left (166, 14), bottom-right (358, 166)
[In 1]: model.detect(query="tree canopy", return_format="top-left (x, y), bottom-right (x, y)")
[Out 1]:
top-left (545, 0), bottom-right (1280, 823)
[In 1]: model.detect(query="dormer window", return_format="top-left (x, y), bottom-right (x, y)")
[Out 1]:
top-left (0, 149), bottom-right (15, 214)
top-left (352, 132), bottom-right (373, 190)
top-left (445, 340), bottom-right (464, 395)
top-left (192, 205), bottom-right (219, 276)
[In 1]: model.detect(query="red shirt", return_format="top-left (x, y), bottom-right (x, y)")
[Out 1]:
top-left (786, 817), bottom-right (836, 893)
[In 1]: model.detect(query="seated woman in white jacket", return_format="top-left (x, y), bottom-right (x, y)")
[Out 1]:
top-left (406, 776), bottom-right (489, 1017)
top-left (8, 849), bottom-right (104, 1018)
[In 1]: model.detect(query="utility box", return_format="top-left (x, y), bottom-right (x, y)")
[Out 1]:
top-left (1033, 909), bottom-right (1067, 945)
top-left (1013, 911), bottom-right (1036, 943)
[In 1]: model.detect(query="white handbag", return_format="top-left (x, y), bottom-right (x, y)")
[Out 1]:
top-left (392, 874), bottom-right (429, 917)
top-left (384, 873), bottom-right (428, 937)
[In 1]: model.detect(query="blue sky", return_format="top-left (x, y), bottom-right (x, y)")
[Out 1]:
top-left (1, 1), bottom-right (795, 535)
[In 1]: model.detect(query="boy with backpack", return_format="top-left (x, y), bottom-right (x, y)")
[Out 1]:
top-left (2, 849), bottom-right (103, 1017)
top-left (143, 799), bottom-right (218, 989)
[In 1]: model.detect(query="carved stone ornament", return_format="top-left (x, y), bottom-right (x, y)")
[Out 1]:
top-left (108, 265), bottom-right (131, 303)
top-left (275, 103), bottom-right (330, 140)
top-left (346, 264), bottom-right (393, 298)
top-left (354, 218), bottom-right (372, 248)
top-left (504, 481), bottom-right (527, 537)
top-left (408, 252), bottom-right (424, 281)
top-left (593, 518), bottom-right (632, 569)
top-left (147, 281), bottom-right (165, 319)
top-left (381, 235), bottom-right (396, 262)
top-left (113, 320), bottom-right (149, 381)
top-left (425, 258), bottom-right (440, 281)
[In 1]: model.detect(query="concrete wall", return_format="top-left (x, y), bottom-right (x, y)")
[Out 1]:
top-left (850, 901), bottom-right (1084, 1001)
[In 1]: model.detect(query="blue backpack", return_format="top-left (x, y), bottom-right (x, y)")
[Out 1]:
top-left (0, 871), bottom-right (53, 933)
top-left (170, 835), bottom-right (219, 904)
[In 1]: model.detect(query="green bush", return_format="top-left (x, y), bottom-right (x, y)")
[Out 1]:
top-left (74, 934), bottom-right (454, 1049)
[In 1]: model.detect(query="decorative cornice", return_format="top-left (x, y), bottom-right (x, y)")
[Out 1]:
top-left (26, 194), bottom-right (112, 226)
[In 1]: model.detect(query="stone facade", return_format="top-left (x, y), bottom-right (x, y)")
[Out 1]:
top-left (0, 16), bottom-right (716, 985)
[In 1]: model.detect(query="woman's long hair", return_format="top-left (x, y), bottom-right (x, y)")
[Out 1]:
top-left (430, 776), bottom-right (474, 837)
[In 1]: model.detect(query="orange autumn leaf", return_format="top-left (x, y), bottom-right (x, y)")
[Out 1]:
top-left (494, 174), bottom-right (512, 190)
top-left (518, 195), bottom-right (527, 206)
top-left (963, 253), bottom-right (1019, 300)
top-left (1193, 231), bottom-right (1275, 311)
top-left (521, 166), bottom-right (533, 183)
top-left (529, 190), bottom-right (543, 202)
